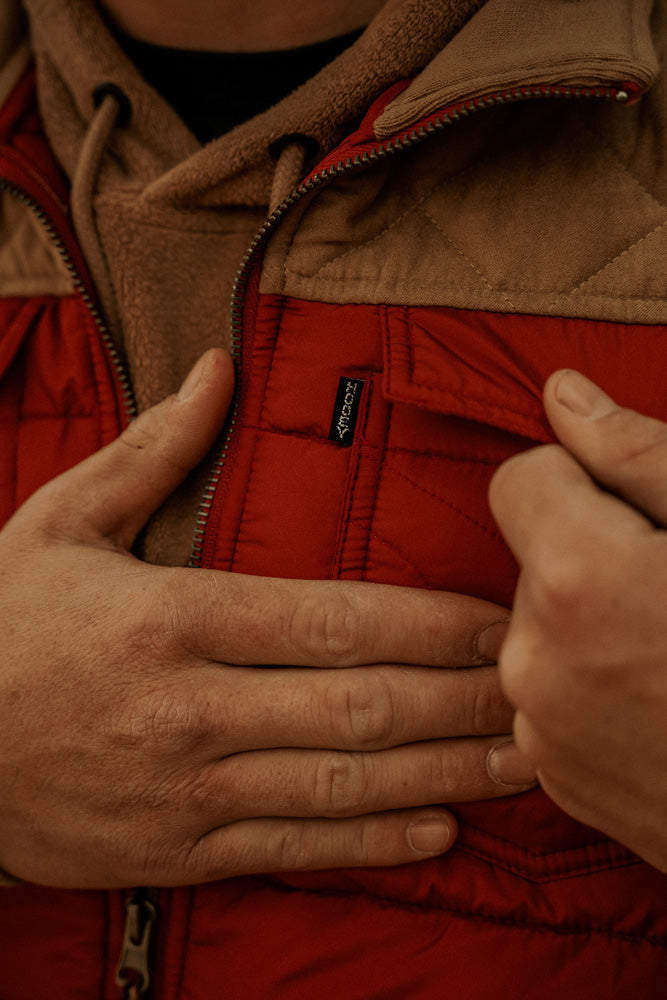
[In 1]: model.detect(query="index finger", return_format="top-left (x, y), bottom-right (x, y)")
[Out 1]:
top-left (166, 571), bottom-right (510, 668)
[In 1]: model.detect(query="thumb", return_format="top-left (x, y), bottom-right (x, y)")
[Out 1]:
top-left (28, 349), bottom-right (235, 549)
top-left (543, 368), bottom-right (667, 526)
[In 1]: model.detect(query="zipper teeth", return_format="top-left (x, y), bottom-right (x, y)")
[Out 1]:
top-left (189, 81), bottom-right (628, 567)
top-left (0, 181), bottom-right (137, 423)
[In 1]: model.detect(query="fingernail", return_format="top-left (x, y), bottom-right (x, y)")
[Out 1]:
top-left (474, 619), bottom-right (510, 664)
top-left (553, 370), bottom-right (614, 419)
top-left (408, 816), bottom-right (452, 855)
top-left (487, 741), bottom-right (538, 788)
top-left (178, 352), bottom-right (210, 401)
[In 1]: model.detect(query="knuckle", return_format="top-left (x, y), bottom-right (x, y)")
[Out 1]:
top-left (291, 589), bottom-right (365, 665)
top-left (149, 694), bottom-right (214, 752)
top-left (489, 449), bottom-right (535, 503)
top-left (529, 545), bottom-right (592, 618)
top-left (130, 576), bottom-right (191, 659)
top-left (270, 826), bottom-right (313, 871)
top-left (9, 478), bottom-right (73, 542)
top-left (356, 823), bottom-right (376, 865)
top-left (268, 821), bottom-right (374, 873)
top-left (142, 693), bottom-right (195, 749)
top-left (182, 777), bottom-right (215, 815)
top-left (115, 685), bottom-right (212, 761)
top-left (139, 768), bottom-right (184, 812)
top-left (429, 744), bottom-right (460, 793)
top-left (182, 765), bottom-right (228, 816)
top-left (463, 670), bottom-right (510, 735)
top-left (330, 674), bottom-right (396, 749)
top-left (118, 575), bottom-right (211, 673)
top-left (119, 402), bottom-right (191, 477)
top-left (162, 570), bottom-right (219, 655)
top-left (497, 635), bottom-right (541, 711)
top-left (419, 611), bottom-right (457, 666)
top-left (119, 412), bottom-right (160, 454)
top-left (111, 592), bottom-right (172, 667)
top-left (498, 628), bottom-right (564, 723)
top-left (313, 750), bottom-right (369, 816)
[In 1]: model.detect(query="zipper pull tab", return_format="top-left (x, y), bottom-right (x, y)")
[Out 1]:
top-left (115, 892), bottom-right (157, 998)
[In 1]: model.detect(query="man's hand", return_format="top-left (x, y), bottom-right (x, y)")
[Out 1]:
top-left (0, 349), bottom-right (522, 889)
top-left (489, 369), bottom-right (667, 873)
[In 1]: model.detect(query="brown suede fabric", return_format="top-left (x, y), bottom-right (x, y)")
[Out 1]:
top-left (18, 0), bottom-right (485, 565)
top-left (262, 0), bottom-right (667, 327)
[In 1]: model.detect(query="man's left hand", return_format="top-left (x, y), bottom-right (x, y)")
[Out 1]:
top-left (488, 369), bottom-right (667, 873)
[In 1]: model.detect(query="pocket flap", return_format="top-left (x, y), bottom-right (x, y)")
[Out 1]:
top-left (382, 305), bottom-right (667, 440)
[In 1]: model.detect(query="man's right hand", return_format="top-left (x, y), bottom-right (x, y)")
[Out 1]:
top-left (0, 349), bottom-right (532, 889)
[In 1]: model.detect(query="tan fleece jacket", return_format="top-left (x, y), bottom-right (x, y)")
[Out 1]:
top-left (20, 0), bottom-right (485, 564)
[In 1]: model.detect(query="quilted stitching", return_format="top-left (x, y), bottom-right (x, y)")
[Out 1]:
top-left (266, 101), bottom-right (667, 324)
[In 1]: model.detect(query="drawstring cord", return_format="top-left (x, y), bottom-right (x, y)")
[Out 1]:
top-left (71, 85), bottom-right (129, 347)
top-left (268, 133), bottom-right (318, 213)
top-left (269, 140), bottom-right (308, 214)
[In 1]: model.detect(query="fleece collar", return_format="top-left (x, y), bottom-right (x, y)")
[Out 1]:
top-left (375, 0), bottom-right (658, 137)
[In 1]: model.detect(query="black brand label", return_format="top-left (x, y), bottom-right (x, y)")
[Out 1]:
top-left (328, 377), bottom-right (365, 447)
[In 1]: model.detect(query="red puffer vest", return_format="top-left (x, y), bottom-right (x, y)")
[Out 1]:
top-left (1, 65), bottom-right (667, 1000)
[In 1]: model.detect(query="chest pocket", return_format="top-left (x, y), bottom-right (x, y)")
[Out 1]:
top-left (337, 303), bottom-right (666, 603)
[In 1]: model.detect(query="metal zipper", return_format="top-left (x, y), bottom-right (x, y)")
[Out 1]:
top-left (114, 889), bottom-right (158, 999)
top-left (0, 180), bottom-right (136, 424)
top-left (188, 80), bottom-right (631, 566)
